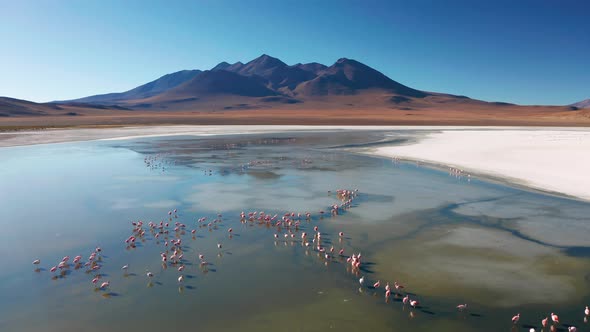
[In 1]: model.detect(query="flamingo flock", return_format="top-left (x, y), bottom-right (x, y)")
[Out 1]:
top-left (30, 186), bottom-right (590, 331)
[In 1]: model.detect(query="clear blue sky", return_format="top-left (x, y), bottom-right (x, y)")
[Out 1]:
top-left (1, 0), bottom-right (588, 105)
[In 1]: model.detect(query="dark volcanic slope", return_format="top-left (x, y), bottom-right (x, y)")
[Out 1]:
top-left (230, 54), bottom-right (315, 90)
top-left (294, 58), bottom-right (427, 97)
top-left (67, 69), bottom-right (202, 103)
top-left (295, 62), bottom-right (328, 75)
top-left (153, 70), bottom-right (277, 100)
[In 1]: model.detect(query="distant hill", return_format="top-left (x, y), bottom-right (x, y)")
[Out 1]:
top-left (571, 99), bottom-right (590, 109)
top-left (0, 96), bottom-right (129, 117)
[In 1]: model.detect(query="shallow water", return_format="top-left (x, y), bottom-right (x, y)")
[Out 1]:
top-left (1, 131), bottom-right (589, 332)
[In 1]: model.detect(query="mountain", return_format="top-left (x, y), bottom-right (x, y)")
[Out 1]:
top-left (32, 54), bottom-right (583, 119)
top-left (294, 58), bottom-right (426, 97)
top-left (66, 69), bottom-right (202, 104)
top-left (142, 69), bottom-right (277, 102)
top-left (59, 55), bottom-right (431, 107)
top-left (211, 62), bottom-right (231, 71)
top-left (224, 54), bottom-right (316, 90)
top-left (571, 99), bottom-right (590, 109)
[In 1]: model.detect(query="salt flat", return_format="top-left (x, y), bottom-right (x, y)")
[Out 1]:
top-left (369, 128), bottom-right (590, 201)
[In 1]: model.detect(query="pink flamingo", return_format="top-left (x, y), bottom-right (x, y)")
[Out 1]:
top-left (456, 304), bottom-right (467, 311)
top-left (512, 313), bottom-right (520, 324)
top-left (551, 312), bottom-right (559, 324)
top-left (32, 259), bottom-right (40, 265)
top-left (542, 317), bottom-right (548, 328)
top-left (402, 295), bottom-right (409, 305)
top-left (410, 300), bottom-right (419, 308)
top-left (373, 280), bottom-right (380, 289)
top-left (99, 281), bottom-right (110, 289)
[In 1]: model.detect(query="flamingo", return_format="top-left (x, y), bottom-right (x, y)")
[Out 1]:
top-left (146, 272), bottom-right (154, 278)
top-left (551, 312), bottom-right (559, 324)
top-left (402, 295), bottom-right (409, 305)
top-left (456, 304), bottom-right (468, 311)
top-left (92, 277), bottom-right (100, 284)
top-left (178, 265), bottom-right (185, 272)
top-left (529, 329), bottom-right (535, 332)
top-left (178, 275), bottom-right (184, 283)
top-left (385, 289), bottom-right (391, 298)
top-left (339, 232), bottom-right (344, 237)
top-left (585, 306), bottom-right (589, 316)
top-left (373, 280), bottom-right (380, 289)
top-left (542, 317), bottom-right (548, 327)
top-left (217, 243), bottom-right (222, 249)
top-left (568, 327), bottom-right (577, 332)
top-left (385, 283), bottom-right (390, 292)
top-left (512, 313), bottom-right (520, 324)
top-left (32, 259), bottom-right (40, 265)
top-left (50, 266), bottom-right (57, 273)
top-left (394, 281), bottom-right (404, 291)
top-left (410, 300), bottom-right (419, 308)
top-left (359, 276), bottom-right (365, 286)
top-left (99, 281), bottom-right (110, 289)
top-left (338, 248), bottom-right (344, 255)
top-left (228, 228), bottom-right (233, 233)
top-left (121, 264), bottom-right (129, 271)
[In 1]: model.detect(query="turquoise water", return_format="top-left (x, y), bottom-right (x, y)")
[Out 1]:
top-left (0, 131), bottom-right (589, 332)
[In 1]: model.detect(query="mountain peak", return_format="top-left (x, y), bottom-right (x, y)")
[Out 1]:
top-left (249, 54), bottom-right (286, 67)
top-left (211, 61), bottom-right (231, 71)
top-left (237, 54), bottom-right (288, 78)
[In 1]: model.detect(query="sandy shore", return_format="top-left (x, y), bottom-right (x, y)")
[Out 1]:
top-left (368, 129), bottom-right (590, 201)
top-left (2, 125), bottom-right (589, 201)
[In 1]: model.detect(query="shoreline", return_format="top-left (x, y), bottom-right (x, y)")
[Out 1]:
top-left (362, 129), bottom-right (590, 202)
top-left (1, 125), bottom-right (589, 202)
